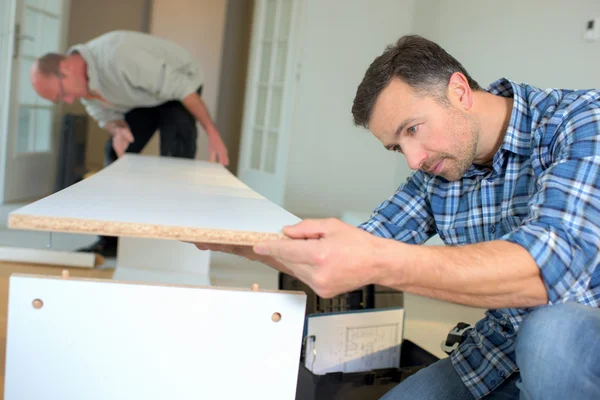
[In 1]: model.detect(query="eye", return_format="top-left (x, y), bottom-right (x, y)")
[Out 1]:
top-left (407, 125), bottom-right (418, 135)
top-left (391, 144), bottom-right (403, 154)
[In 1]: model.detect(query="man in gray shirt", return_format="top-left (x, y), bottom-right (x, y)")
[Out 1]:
top-left (30, 30), bottom-right (229, 257)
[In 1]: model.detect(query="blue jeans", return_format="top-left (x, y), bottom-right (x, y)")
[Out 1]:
top-left (380, 302), bottom-right (600, 399)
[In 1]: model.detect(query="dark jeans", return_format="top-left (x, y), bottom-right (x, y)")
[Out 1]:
top-left (104, 86), bottom-right (202, 166)
top-left (100, 86), bottom-right (202, 247)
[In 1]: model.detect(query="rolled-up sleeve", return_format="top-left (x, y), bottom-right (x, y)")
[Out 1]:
top-left (358, 171), bottom-right (436, 244)
top-left (80, 99), bottom-right (124, 128)
top-left (502, 105), bottom-right (600, 304)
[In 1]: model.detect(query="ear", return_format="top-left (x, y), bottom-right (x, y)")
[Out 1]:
top-left (447, 72), bottom-right (473, 111)
top-left (58, 57), bottom-right (72, 77)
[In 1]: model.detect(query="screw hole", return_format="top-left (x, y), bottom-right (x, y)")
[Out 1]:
top-left (32, 299), bottom-right (43, 309)
top-left (271, 312), bottom-right (281, 322)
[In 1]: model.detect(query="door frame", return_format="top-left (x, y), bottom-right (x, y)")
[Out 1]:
top-left (0, 0), bottom-right (18, 203)
top-left (237, 0), bottom-right (304, 206)
top-left (0, 0), bottom-right (71, 204)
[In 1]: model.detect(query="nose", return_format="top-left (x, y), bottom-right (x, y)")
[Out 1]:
top-left (404, 147), bottom-right (427, 170)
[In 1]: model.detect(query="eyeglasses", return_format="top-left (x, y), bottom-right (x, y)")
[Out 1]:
top-left (54, 73), bottom-right (65, 104)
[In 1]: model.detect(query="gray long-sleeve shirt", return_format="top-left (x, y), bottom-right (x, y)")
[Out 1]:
top-left (68, 30), bottom-right (203, 128)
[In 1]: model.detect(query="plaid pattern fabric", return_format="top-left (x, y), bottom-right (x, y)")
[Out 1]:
top-left (358, 78), bottom-right (600, 398)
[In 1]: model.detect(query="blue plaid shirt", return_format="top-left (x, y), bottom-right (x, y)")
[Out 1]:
top-left (359, 78), bottom-right (600, 398)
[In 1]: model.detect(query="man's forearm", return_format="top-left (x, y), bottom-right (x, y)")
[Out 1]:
top-left (400, 277), bottom-right (546, 308)
top-left (374, 239), bottom-right (549, 308)
top-left (181, 92), bottom-right (218, 136)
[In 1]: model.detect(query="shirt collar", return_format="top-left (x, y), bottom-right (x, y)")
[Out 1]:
top-left (67, 44), bottom-right (101, 94)
top-left (486, 78), bottom-right (532, 157)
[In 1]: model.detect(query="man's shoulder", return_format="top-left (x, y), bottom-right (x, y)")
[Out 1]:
top-left (83, 31), bottom-right (152, 54)
top-left (527, 85), bottom-right (600, 112)
top-left (531, 87), bottom-right (600, 130)
top-left (509, 81), bottom-right (600, 136)
top-left (487, 78), bottom-right (600, 114)
top-left (88, 30), bottom-right (148, 43)
top-left (529, 87), bottom-right (600, 160)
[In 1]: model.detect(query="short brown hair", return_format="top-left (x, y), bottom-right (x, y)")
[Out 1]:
top-left (352, 35), bottom-right (481, 128)
top-left (36, 53), bottom-right (66, 77)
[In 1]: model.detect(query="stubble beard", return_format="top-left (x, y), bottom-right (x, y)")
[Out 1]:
top-left (438, 113), bottom-right (480, 181)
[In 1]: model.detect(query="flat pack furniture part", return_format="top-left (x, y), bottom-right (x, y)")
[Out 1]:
top-left (4, 274), bottom-right (307, 400)
top-left (8, 154), bottom-right (302, 245)
top-left (0, 246), bottom-right (104, 269)
top-left (113, 237), bottom-right (280, 289)
top-left (113, 237), bottom-right (211, 286)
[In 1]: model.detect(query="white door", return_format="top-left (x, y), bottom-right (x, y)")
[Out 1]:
top-left (0, 0), bottom-right (70, 204)
top-left (237, 0), bottom-right (303, 206)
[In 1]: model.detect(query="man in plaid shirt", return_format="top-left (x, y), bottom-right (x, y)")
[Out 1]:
top-left (197, 35), bottom-right (600, 399)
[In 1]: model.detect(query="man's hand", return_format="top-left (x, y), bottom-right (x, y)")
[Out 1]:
top-left (194, 219), bottom-right (549, 308)
top-left (181, 93), bottom-right (230, 166)
top-left (106, 120), bottom-right (134, 157)
top-left (251, 219), bottom-right (386, 298)
top-left (206, 130), bottom-right (229, 166)
top-left (194, 219), bottom-right (386, 298)
top-left (194, 243), bottom-right (295, 276)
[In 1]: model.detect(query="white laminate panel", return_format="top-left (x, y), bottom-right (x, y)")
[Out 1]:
top-left (4, 274), bottom-right (306, 399)
top-left (0, 246), bottom-right (97, 268)
top-left (9, 155), bottom-right (302, 245)
top-left (116, 237), bottom-right (210, 274)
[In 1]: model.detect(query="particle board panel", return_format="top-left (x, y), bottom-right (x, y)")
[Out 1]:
top-left (0, 262), bottom-right (114, 398)
top-left (0, 246), bottom-right (102, 269)
top-left (4, 274), bottom-right (306, 399)
top-left (8, 155), bottom-right (301, 245)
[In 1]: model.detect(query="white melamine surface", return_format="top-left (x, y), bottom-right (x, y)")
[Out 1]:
top-left (113, 237), bottom-right (211, 285)
top-left (4, 275), bottom-right (307, 399)
top-left (0, 246), bottom-right (97, 268)
top-left (9, 155), bottom-right (302, 244)
top-left (111, 267), bottom-right (211, 286)
top-left (116, 237), bottom-right (211, 273)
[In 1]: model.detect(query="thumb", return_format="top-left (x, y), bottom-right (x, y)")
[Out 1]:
top-left (124, 129), bottom-right (135, 143)
top-left (221, 152), bottom-right (230, 166)
top-left (282, 219), bottom-right (332, 240)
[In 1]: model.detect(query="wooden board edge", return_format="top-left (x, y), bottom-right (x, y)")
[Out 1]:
top-left (8, 213), bottom-right (288, 246)
top-left (8, 273), bottom-right (307, 296)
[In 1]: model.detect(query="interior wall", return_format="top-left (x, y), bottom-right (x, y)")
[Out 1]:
top-left (285, 0), bottom-right (600, 220)
top-left (409, 1), bottom-right (600, 244)
top-left (378, 0), bottom-right (600, 242)
top-left (0, 0), bottom-right (16, 202)
top-left (64, 0), bottom-right (151, 172)
top-left (149, 0), bottom-right (228, 161)
top-left (215, 0), bottom-right (254, 174)
top-left (284, 0), bottom-right (416, 218)
top-left (413, 0), bottom-right (600, 90)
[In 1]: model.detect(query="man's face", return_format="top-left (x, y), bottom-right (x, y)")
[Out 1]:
top-left (369, 78), bottom-right (480, 181)
top-left (30, 63), bottom-right (87, 105)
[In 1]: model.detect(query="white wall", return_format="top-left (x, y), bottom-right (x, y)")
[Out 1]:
top-left (284, 0), bottom-right (416, 218)
top-left (284, 0), bottom-right (600, 220)
top-left (149, 0), bottom-right (228, 161)
top-left (413, 0), bottom-right (600, 90)
top-left (215, 0), bottom-right (254, 174)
